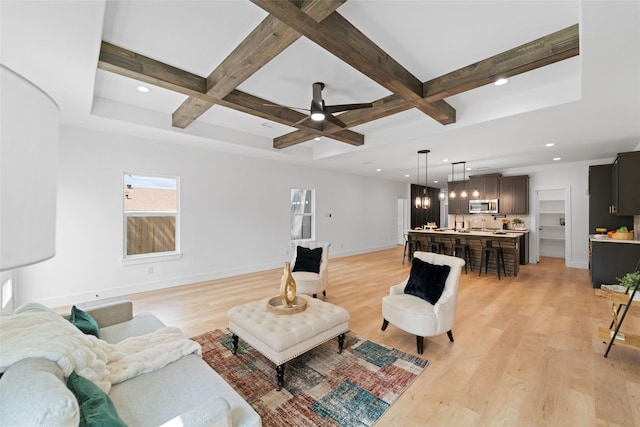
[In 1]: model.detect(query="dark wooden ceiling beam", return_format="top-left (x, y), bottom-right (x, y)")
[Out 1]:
top-left (98, 42), bottom-right (366, 146)
top-left (275, 24), bottom-right (578, 146)
top-left (171, 0), bottom-right (345, 129)
top-left (423, 24), bottom-right (579, 103)
top-left (99, 41), bottom-right (206, 95)
top-left (250, 0), bottom-right (457, 125)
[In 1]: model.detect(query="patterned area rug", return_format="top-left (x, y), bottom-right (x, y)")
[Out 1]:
top-left (192, 329), bottom-right (428, 427)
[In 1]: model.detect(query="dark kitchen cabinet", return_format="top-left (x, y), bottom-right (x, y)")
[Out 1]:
top-left (591, 241), bottom-right (640, 288)
top-left (588, 164), bottom-right (633, 234)
top-left (499, 175), bottom-right (529, 214)
top-left (410, 184), bottom-right (441, 228)
top-left (469, 174), bottom-right (500, 199)
top-left (447, 181), bottom-right (469, 214)
top-left (612, 151), bottom-right (640, 215)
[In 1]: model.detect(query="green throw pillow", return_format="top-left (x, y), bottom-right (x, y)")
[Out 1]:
top-left (67, 372), bottom-right (127, 427)
top-left (69, 306), bottom-right (100, 338)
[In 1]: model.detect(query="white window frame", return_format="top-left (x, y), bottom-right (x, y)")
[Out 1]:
top-left (122, 174), bottom-right (182, 265)
top-left (290, 188), bottom-right (315, 242)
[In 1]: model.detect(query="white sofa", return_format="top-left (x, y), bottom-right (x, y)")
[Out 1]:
top-left (0, 301), bottom-right (261, 427)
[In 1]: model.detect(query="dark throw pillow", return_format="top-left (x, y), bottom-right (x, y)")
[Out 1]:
top-left (69, 306), bottom-right (100, 338)
top-left (404, 257), bottom-right (451, 305)
top-left (66, 372), bottom-right (126, 427)
top-left (292, 246), bottom-right (323, 274)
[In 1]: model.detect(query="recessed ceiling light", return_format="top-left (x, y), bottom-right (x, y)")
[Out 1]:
top-left (137, 86), bottom-right (150, 93)
top-left (442, 158), bottom-right (449, 162)
top-left (466, 167), bottom-right (471, 171)
top-left (376, 168), bottom-right (382, 172)
top-left (314, 137), bottom-right (321, 141)
top-left (404, 174), bottom-right (410, 178)
top-left (494, 78), bottom-right (508, 86)
top-left (553, 157), bottom-right (561, 161)
top-left (545, 143), bottom-right (555, 147)
top-left (433, 180), bottom-right (438, 183)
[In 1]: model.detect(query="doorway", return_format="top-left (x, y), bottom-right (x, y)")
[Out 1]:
top-left (535, 188), bottom-right (570, 262)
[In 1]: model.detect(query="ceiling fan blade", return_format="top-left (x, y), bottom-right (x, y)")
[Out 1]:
top-left (324, 113), bottom-right (348, 128)
top-left (263, 103), bottom-right (310, 113)
top-left (324, 103), bottom-right (373, 114)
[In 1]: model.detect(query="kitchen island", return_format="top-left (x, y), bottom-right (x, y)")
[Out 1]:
top-left (408, 229), bottom-right (524, 277)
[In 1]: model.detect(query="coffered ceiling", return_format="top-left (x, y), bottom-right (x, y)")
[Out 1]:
top-left (1, 1), bottom-right (639, 185)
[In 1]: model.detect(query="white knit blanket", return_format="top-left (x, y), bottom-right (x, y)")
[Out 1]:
top-left (0, 309), bottom-right (201, 393)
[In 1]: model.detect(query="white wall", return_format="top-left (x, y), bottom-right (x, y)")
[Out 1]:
top-left (500, 159), bottom-right (607, 269)
top-left (17, 126), bottom-right (405, 307)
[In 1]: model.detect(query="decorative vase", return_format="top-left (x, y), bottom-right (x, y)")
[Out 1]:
top-left (280, 262), bottom-right (297, 308)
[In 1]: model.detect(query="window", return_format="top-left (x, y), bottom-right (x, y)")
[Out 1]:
top-left (290, 188), bottom-right (314, 241)
top-left (124, 174), bottom-right (179, 260)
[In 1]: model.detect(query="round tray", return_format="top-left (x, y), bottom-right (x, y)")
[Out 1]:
top-left (267, 296), bottom-right (307, 315)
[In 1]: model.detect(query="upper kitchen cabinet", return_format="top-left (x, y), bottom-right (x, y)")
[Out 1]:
top-left (499, 175), bottom-right (529, 214)
top-left (447, 180), bottom-right (469, 214)
top-left (588, 164), bottom-right (633, 233)
top-left (469, 174), bottom-right (500, 200)
top-left (612, 151), bottom-right (640, 215)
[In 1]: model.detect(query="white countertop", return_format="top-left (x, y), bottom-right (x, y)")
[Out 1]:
top-left (589, 234), bottom-right (640, 244)
top-left (410, 229), bottom-right (524, 238)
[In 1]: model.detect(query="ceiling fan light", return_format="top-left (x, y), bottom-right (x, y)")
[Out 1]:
top-left (311, 111), bottom-right (325, 121)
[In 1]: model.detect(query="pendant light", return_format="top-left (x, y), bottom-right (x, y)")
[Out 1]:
top-left (419, 149), bottom-right (431, 209)
top-left (449, 162), bottom-right (456, 199)
top-left (460, 161), bottom-right (468, 199)
top-left (415, 152), bottom-right (422, 209)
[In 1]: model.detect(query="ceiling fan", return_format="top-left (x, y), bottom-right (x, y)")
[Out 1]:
top-left (279, 82), bottom-right (373, 128)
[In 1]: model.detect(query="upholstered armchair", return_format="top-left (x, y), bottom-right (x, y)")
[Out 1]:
top-left (381, 251), bottom-right (465, 354)
top-left (291, 241), bottom-right (330, 298)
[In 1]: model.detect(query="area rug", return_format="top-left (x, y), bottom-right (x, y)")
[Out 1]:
top-left (192, 329), bottom-right (428, 427)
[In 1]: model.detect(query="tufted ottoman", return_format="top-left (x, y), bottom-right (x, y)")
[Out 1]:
top-left (227, 295), bottom-right (350, 390)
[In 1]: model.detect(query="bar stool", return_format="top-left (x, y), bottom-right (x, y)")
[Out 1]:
top-left (402, 234), bottom-right (422, 265)
top-left (451, 237), bottom-right (473, 274)
top-left (479, 240), bottom-right (507, 279)
top-left (428, 236), bottom-right (445, 254)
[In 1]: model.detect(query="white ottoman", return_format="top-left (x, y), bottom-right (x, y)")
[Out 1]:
top-left (227, 295), bottom-right (350, 390)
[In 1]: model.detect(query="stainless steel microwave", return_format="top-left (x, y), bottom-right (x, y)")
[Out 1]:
top-left (469, 199), bottom-right (499, 214)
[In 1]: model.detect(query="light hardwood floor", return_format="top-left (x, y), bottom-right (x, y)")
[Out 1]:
top-left (124, 246), bottom-right (640, 426)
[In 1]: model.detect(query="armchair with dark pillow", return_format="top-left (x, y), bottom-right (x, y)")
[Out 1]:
top-left (291, 242), bottom-right (330, 298)
top-left (381, 251), bottom-right (465, 354)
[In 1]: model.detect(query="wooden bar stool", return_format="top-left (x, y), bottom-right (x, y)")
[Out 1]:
top-left (479, 240), bottom-right (507, 279)
top-left (402, 234), bottom-right (422, 264)
top-left (451, 237), bottom-right (473, 273)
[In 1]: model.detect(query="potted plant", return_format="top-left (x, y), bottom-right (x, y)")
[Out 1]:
top-left (617, 271), bottom-right (640, 291)
top-left (512, 218), bottom-right (524, 229)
